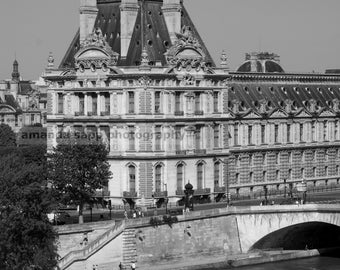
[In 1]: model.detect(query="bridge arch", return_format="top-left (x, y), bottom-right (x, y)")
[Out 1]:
top-left (250, 222), bottom-right (340, 251)
top-left (235, 206), bottom-right (340, 252)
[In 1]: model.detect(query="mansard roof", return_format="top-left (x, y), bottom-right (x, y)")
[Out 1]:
top-left (228, 80), bottom-right (340, 118)
top-left (60, 0), bottom-right (215, 69)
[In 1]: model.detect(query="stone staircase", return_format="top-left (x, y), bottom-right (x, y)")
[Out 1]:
top-left (122, 229), bottom-right (137, 269)
top-left (59, 221), bottom-right (125, 270)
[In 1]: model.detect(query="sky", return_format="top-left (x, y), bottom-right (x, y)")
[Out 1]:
top-left (0, 0), bottom-right (339, 80)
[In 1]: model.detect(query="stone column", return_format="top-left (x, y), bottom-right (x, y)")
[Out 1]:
top-left (83, 92), bottom-right (88, 116)
top-left (97, 92), bottom-right (101, 116)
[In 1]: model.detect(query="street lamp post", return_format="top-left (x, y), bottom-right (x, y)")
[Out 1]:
top-left (163, 183), bottom-right (168, 214)
top-left (284, 179), bottom-right (287, 198)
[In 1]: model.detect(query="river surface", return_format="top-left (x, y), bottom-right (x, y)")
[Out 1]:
top-left (228, 257), bottom-right (340, 270)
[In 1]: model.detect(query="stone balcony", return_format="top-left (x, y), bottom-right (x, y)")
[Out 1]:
top-left (214, 186), bottom-right (226, 193)
top-left (123, 191), bottom-right (138, 198)
top-left (194, 188), bottom-right (211, 196)
top-left (153, 191), bottom-right (168, 198)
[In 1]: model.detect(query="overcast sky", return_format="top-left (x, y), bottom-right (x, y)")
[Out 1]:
top-left (0, 0), bottom-right (339, 80)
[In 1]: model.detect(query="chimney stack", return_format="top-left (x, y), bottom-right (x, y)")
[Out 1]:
top-left (80, 0), bottom-right (98, 44)
top-left (162, 0), bottom-right (182, 44)
top-left (120, 0), bottom-right (139, 59)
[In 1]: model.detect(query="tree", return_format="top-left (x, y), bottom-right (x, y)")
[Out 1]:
top-left (0, 146), bottom-right (58, 270)
top-left (48, 139), bottom-right (111, 223)
top-left (0, 123), bottom-right (16, 147)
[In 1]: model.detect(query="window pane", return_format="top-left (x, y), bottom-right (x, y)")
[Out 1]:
top-left (197, 163), bottom-right (203, 189)
top-left (177, 165), bottom-right (183, 191)
top-left (129, 166), bottom-right (136, 193)
top-left (155, 165), bottom-right (162, 192)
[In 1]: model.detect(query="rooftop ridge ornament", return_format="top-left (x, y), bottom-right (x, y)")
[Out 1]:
top-left (220, 50), bottom-right (229, 70)
top-left (139, 47), bottom-right (151, 70)
top-left (75, 27), bottom-right (119, 71)
top-left (47, 52), bottom-right (55, 69)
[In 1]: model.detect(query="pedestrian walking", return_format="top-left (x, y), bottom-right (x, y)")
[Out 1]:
top-left (124, 210), bottom-right (128, 220)
top-left (131, 262), bottom-right (136, 270)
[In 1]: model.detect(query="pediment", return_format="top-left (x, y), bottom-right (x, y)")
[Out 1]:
top-left (319, 109), bottom-right (336, 117)
top-left (176, 48), bottom-right (203, 59)
top-left (242, 110), bottom-right (262, 119)
top-left (295, 109), bottom-right (311, 118)
top-left (269, 109), bottom-right (288, 118)
top-left (0, 104), bottom-right (16, 113)
top-left (77, 48), bottom-right (109, 60)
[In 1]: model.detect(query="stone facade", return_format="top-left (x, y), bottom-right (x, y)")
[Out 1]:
top-left (45, 0), bottom-right (340, 207)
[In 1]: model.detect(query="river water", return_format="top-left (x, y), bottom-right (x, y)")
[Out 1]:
top-left (229, 257), bottom-right (340, 270)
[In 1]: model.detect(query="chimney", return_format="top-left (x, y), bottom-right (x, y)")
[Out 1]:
top-left (120, 0), bottom-right (139, 59)
top-left (162, 0), bottom-right (182, 44)
top-left (80, 0), bottom-right (98, 44)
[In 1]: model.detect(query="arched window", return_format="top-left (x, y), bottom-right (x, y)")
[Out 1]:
top-left (177, 164), bottom-right (183, 191)
top-left (214, 162), bottom-right (220, 187)
top-left (155, 165), bottom-right (162, 192)
top-left (128, 165), bottom-right (136, 193)
top-left (197, 163), bottom-right (204, 189)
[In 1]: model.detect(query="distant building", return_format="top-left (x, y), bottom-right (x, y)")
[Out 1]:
top-left (45, 0), bottom-right (340, 207)
top-left (0, 59), bottom-right (47, 133)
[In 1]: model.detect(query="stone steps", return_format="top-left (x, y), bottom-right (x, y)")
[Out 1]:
top-left (122, 229), bottom-right (137, 268)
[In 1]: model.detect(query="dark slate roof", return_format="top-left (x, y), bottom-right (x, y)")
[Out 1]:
top-left (237, 60), bottom-right (284, 73)
top-left (4, 94), bottom-right (21, 112)
top-left (60, 0), bottom-right (215, 68)
top-left (18, 81), bottom-right (34, 95)
top-left (228, 81), bottom-right (340, 115)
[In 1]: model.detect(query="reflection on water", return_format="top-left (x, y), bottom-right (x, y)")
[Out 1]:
top-left (227, 257), bottom-right (340, 270)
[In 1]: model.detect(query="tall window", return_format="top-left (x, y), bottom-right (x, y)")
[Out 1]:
top-left (324, 121), bottom-right (327, 141)
top-left (177, 164), bottom-right (183, 191)
top-left (195, 126), bottom-right (201, 150)
top-left (287, 124), bottom-right (291, 143)
top-left (335, 121), bottom-right (339, 141)
top-left (261, 124), bottom-right (266, 144)
top-left (300, 123), bottom-right (304, 142)
top-left (57, 93), bottom-right (63, 114)
top-left (248, 126), bottom-right (253, 145)
top-left (311, 121), bottom-right (316, 141)
top-left (92, 94), bottom-right (97, 115)
top-left (214, 125), bottom-right (220, 148)
top-left (234, 125), bottom-right (239, 145)
top-left (197, 163), bottom-right (203, 189)
top-left (175, 126), bottom-right (181, 151)
top-left (274, 124), bottom-right (279, 143)
top-left (155, 91), bottom-right (161, 113)
top-left (105, 94), bottom-right (110, 113)
top-left (155, 165), bottom-right (162, 192)
top-left (128, 165), bottom-right (136, 193)
top-left (175, 92), bottom-right (181, 112)
top-left (213, 92), bottom-right (219, 113)
top-left (195, 93), bottom-right (201, 112)
top-left (79, 94), bottom-right (84, 115)
top-left (128, 92), bottom-right (135, 113)
top-left (128, 126), bottom-right (135, 151)
top-left (214, 162), bottom-right (220, 187)
top-left (155, 126), bottom-right (162, 151)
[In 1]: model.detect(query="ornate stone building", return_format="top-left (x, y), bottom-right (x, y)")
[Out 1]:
top-left (45, 0), bottom-right (340, 206)
top-left (0, 59), bottom-right (47, 133)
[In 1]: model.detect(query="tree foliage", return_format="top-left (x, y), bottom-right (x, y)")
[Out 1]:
top-left (0, 146), bottom-right (58, 270)
top-left (0, 123), bottom-right (16, 147)
top-left (48, 140), bottom-right (111, 223)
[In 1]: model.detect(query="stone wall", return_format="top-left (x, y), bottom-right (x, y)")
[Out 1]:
top-left (56, 220), bottom-right (116, 258)
top-left (134, 214), bottom-right (241, 267)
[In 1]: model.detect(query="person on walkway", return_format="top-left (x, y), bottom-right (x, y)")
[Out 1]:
top-left (124, 210), bottom-right (128, 220)
top-left (131, 262), bottom-right (136, 270)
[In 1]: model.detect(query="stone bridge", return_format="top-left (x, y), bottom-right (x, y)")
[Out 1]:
top-left (58, 204), bottom-right (340, 270)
